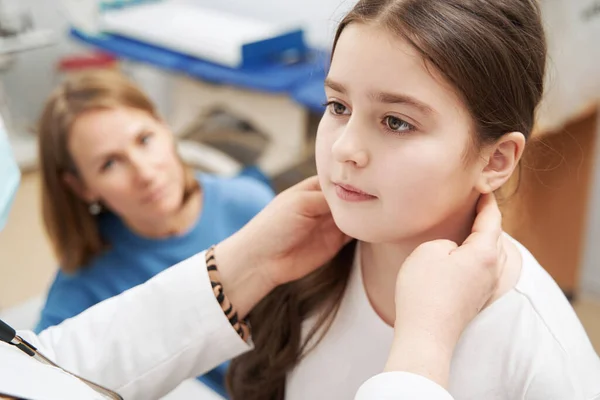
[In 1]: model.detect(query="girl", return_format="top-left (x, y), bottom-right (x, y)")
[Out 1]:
top-left (227, 0), bottom-right (600, 399)
top-left (33, 70), bottom-right (274, 394)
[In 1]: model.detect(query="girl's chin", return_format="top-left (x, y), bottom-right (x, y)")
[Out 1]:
top-left (331, 214), bottom-right (388, 244)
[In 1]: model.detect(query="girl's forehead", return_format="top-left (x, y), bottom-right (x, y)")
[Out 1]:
top-left (331, 23), bottom-right (422, 78)
top-left (329, 23), bottom-right (467, 118)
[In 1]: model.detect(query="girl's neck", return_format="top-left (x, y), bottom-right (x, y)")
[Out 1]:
top-left (124, 188), bottom-right (202, 239)
top-left (360, 200), bottom-right (477, 327)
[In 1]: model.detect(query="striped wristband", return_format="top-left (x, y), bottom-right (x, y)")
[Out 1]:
top-left (206, 246), bottom-right (251, 342)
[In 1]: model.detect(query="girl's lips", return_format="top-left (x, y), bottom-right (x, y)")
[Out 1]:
top-left (334, 183), bottom-right (377, 202)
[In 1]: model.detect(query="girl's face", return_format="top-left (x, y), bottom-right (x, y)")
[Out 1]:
top-left (316, 23), bottom-right (488, 244)
top-left (67, 107), bottom-right (186, 221)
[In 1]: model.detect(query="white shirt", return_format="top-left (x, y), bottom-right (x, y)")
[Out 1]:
top-left (0, 250), bottom-right (454, 400)
top-left (0, 252), bottom-right (250, 400)
top-left (287, 239), bottom-right (600, 400)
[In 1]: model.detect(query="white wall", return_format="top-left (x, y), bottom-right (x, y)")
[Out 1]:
top-left (175, 0), bottom-right (356, 48)
top-left (0, 0), bottom-right (84, 135)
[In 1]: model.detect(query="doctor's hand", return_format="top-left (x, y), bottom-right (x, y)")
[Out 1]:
top-left (385, 193), bottom-right (506, 388)
top-left (214, 176), bottom-right (350, 319)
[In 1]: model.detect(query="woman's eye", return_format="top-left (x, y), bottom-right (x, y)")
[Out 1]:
top-left (139, 132), bottom-right (153, 145)
top-left (101, 159), bottom-right (115, 172)
top-left (385, 116), bottom-right (414, 133)
top-left (326, 101), bottom-right (350, 116)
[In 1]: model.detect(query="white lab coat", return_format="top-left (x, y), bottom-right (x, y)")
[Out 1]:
top-left (0, 251), bottom-right (453, 400)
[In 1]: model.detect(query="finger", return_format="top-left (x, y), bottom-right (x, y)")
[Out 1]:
top-left (453, 194), bottom-right (503, 266)
top-left (298, 190), bottom-right (333, 218)
top-left (286, 176), bottom-right (322, 193)
top-left (319, 213), bottom-right (352, 246)
top-left (433, 239), bottom-right (459, 253)
top-left (461, 193), bottom-right (502, 248)
top-left (496, 234), bottom-right (507, 278)
top-left (473, 193), bottom-right (502, 236)
top-left (418, 239), bottom-right (458, 255)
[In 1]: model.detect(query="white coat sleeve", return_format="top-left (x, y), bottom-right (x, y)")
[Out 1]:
top-left (355, 372), bottom-right (454, 400)
top-left (17, 251), bottom-right (252, 400)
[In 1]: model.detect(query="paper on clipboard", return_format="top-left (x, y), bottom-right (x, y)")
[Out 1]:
top-left (0, 341), bottom-right (108, 400)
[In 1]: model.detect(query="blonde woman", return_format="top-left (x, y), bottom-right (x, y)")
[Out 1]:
top-left (33, 70), bottom-right (274, 394)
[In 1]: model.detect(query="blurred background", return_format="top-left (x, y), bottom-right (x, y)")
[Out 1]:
top-left (0, 0), bottom-right (599, 398)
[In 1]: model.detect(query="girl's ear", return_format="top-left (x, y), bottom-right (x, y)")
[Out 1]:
top-left (476, 132), bottom-right (526, 194)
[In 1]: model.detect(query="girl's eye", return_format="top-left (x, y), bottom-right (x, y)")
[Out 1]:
top-left (324, 101), bottom-right (351, 116)
top-left (385, 116), bottom-right (415, 133)
top-left (139, 132), bottom-right (153, 145)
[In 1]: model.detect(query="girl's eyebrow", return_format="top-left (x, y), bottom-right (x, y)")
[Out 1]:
top-left (370, 91), bottom-right (435, 116)
top-left (324, 77), bottom-right (346, 94)
top-left (324, 77), bottom-right (435, 116)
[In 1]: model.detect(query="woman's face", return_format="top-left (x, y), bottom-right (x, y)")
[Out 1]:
top-left (316, 23), bottom-right (487, 244)
top-left (67, 107), bottom-right (185, 220)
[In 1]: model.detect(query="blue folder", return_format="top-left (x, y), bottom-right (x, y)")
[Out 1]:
top-left (70, 29), bottom-right (328, 94)
top-left (290, 71), bottom-right (328, 114)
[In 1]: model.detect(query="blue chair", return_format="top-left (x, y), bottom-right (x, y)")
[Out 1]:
top-left (197, 362), bottom-right (230, 398)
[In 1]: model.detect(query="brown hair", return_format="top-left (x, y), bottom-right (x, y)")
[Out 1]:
top-left (227, 0), bottom-right (547, 398)
top-left (38, 69), bottom-right (198, 273)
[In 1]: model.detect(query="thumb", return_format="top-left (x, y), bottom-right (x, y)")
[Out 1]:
top-left (460, 193), bottom-right (502, 248)
top-left (453, 193), bottom-right (502, 260)
top-left (413, 239), bottom-right (458, 256)
top-left (286, 175), bottom-right (321, 193)
top-left (297, 191), bottom-right (333, 218)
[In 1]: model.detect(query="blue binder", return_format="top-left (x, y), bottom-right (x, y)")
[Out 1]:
top-left (70, 29), bottom-right (327, 94)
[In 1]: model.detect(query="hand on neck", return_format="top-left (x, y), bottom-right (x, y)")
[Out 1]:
top-left (360, 207), bottom-right (477, 327)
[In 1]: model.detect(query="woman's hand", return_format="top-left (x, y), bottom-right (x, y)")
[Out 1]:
top-left (385, 193), bottom-right (506, 388)
top-left (214, 176), bottom-right (350, 318)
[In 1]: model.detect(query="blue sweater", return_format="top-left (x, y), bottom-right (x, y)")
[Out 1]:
top-left (35, 173), bottom-right (274, 331)
top-left (34, 173), bottom-right (274, 396)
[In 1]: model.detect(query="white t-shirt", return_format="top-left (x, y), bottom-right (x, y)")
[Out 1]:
top-left (286, 238), bottom-right (600, 400)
